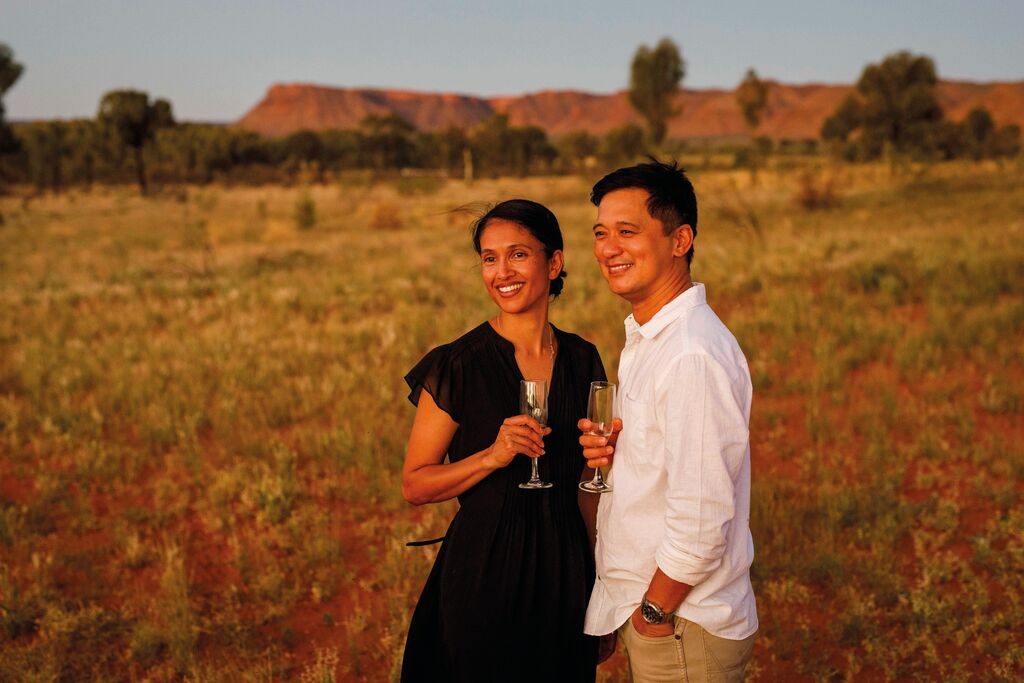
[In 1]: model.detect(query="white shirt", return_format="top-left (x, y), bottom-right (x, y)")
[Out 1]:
top-left (584, 283), bottom-right (758, 640)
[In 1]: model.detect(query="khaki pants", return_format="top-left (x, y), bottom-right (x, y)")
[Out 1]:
top-left (618, 616), bottom-right (755, 683)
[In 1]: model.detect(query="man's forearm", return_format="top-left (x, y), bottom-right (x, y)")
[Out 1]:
top-left (645, 566), bottom-right (692, 613)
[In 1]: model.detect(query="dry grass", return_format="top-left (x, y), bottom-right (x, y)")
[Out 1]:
top-left (1, 163), bottom-right (1023, 681)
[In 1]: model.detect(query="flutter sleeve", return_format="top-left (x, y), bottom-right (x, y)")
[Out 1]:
top-left (404, 344), bottom-right (463, 423)
top-left (590, 344), bottom-right (608, 384)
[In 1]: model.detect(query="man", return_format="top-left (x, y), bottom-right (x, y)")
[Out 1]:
top-left (579, 160), bottom-right (757, 682)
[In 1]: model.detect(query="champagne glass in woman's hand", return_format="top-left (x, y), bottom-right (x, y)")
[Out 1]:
top-left (580, 381), bottom-right (615, 493)
top-left (518, 380), bottom-right (553, 490)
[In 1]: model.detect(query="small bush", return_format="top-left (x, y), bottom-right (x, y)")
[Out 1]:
top-left (370, 202), bottom-right (403, 230)
top-left (795, 170), bottom-right (840, 210)
top-left (393, 175), bottom-right (444, 196)
top-left (294, 191), bottom-right (316, 231)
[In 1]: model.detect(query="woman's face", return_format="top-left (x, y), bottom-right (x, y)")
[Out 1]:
top-left (478, 218), bottom-right (562, 315)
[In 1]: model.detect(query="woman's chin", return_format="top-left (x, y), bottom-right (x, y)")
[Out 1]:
top-left (491, 296), bottom-right (544, 316)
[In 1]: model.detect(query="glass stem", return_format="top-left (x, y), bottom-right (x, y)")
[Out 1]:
top-left (531, 457), bottom-right (541, 482)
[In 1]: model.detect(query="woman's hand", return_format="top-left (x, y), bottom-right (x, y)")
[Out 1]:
top-left (485, 414), bottom-right (551, 469)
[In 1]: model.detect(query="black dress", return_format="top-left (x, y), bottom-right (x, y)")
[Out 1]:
top-left (401, 322), bottom-right (606, 683)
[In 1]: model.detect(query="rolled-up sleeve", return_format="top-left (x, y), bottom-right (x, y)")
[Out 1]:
top-left (654, 353), bottom-right (751, 586)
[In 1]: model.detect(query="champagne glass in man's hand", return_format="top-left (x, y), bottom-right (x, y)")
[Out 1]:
top-left (579, 381), bottom-right (616, 493)
top-left (518, 380), bottom-right (553, 490)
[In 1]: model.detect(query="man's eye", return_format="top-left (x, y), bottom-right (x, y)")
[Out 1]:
top-left (513, 251), bottom-right (527, 258)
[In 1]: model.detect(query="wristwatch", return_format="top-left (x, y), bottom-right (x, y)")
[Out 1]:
top-left (640, 594), bottom-right (672, 625)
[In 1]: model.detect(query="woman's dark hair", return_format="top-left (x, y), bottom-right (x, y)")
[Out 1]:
top-left (471, 199), bottom-right (567, 298)
top-left (590, 158), bottom-right (698, 265)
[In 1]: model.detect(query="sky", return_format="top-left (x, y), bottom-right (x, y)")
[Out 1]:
top-left (3, 0), bottom-right (1023, 122)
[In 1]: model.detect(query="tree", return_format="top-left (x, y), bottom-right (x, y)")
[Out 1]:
top-left (64, 119), bottom-right (105, 189)
top-left (282, 129), bottom-right (325, 181)
top-left (506, 125), bottom-right (556, 176)
top-left (628, 38), bottom-right (685, 145)
top-left (820, 51), bottom-right (944, 162)
top-left (859, 52), bottom-right (942, 159)
top-left (601, 124), bottom-right (646, 166)
top-left (97, 89), bottom-right (174, 194)
top-left (468, 115), bottom-right (553, 177)
top-left (962, 107), bottom-right (995, 160)
top-left (438, 126), bottom-right (469, 177)
top-left (735, 69), bottom-right (771, 182)
top-left (557, 131), bottom-right (599, 173)
top-left (821, 94), bottom-right (863, 144)
top-left (0, 43), bottom-right (24, 181)
top-left (470, 114), bottom-right (512, 174)
top-left (19, 121), bottom-right (66, 192)
top-left (359, 114), bottom-right (416, 171)
top-left (736, 69), bottom-right (769, 131)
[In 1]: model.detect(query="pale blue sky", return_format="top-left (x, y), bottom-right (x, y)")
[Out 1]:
top-left (3, 1), bottom-right (1022, 122)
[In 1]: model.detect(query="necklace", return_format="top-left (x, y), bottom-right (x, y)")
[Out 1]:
top-left (494, 317), bottom-right (555, 363)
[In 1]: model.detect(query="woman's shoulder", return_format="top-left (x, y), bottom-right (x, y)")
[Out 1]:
top-left (414, 322), bottom-right (496, 366)
top-left (553, 326), bottom-right (600, 356)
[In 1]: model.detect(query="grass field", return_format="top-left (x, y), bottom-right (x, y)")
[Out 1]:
top-left (1, 160), bottom-right (1023, 681)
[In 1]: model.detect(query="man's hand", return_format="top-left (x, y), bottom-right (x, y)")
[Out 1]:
top-left (597, 632), bottom-right (617, 664)
top-left (578, 417), bottom-right (622, 469)
top-left (630, 606), bottom-right (675, 638)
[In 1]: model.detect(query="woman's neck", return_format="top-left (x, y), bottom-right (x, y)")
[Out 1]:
top-left (491, 309), bottom-right (552, 358)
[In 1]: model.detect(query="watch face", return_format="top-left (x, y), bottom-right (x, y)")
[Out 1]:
top-left (641, 601), bottom-right (662, 624)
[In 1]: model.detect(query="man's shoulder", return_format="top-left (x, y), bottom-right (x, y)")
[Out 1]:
top-left (660, 305), bottom-right (748, 377)
top-left (669, 304), bottom-right (741, 351)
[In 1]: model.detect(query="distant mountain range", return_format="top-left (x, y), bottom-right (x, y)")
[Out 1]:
top-left (236, 80), bottom-right (1024, 140)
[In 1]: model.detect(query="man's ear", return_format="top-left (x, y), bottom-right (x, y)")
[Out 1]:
top-left (672, 225), bottom-right (694, 258)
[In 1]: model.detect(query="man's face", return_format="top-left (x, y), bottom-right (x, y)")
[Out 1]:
top-left (592, 187), bottom-right (689, 305)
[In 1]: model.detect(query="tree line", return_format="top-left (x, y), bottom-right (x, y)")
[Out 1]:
top-left (4, 108), bottom-right (657, 196)
top-left (1, 42), bottom-right (1020, 197)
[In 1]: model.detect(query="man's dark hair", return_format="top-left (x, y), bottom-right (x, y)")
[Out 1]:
top-left (590, 158), bottom-right (698, 265)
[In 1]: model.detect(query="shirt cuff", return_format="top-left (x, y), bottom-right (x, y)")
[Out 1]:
top-left (655, 544), bottom-right (722, 587)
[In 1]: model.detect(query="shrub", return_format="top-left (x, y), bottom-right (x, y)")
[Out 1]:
top-left (370, 202), bottom-right (403, 230)
top-left (294, 191), bottom-right (316, 230)
top-left (794, 170), bottom-right (840, 210)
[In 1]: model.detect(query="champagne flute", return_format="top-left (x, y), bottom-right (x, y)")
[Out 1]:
top-left (579, 381), bottom-right (615, 494)
top-left (518, 379), bottom-right (553, 490)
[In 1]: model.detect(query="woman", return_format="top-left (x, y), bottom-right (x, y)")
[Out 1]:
top-left (400, 199), bottom-right (606, 682)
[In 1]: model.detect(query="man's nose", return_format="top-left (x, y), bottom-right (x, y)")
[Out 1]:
top-left (597, 236), bottom-right (622, 258)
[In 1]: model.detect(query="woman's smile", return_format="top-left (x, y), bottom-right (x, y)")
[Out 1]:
top-left (496, 281), bottom-right (525, 297)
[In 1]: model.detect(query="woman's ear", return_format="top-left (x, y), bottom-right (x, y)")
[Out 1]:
top-left (548, 249), bottom-right (564, 280)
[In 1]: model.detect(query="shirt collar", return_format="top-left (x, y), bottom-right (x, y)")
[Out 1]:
top-left (624, 283), bottom-right (707, 340)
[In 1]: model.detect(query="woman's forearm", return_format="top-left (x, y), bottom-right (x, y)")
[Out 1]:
top-left (402, 447), bottom-right (499, 505)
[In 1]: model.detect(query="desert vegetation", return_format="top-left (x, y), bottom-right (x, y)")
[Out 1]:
top-left (2, 35), bottom-right (1023, 681)
top-left (1, 156), bottom-right (1022, 680)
